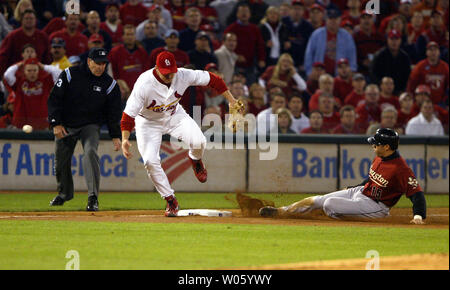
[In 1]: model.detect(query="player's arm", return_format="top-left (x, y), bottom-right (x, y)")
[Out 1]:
top-left (408, 191), bottom-right (426, 224)
top-left (120, 112), bottom-right (135, 159)
top-left (206, 72), bottom-right (238, 106)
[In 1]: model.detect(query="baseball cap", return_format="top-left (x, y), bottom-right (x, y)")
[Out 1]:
top-left (415, 84), bottom-right (431, 95)
top-left (89, 33), bottom-right (104, 43)
top-left (195, 31), bottom-right (210, 40)
top-left (88, 47), bottom-right (109, 63)
top-left (51, 37), bottom-right (66, 48)
top-left (352, 73), bottom-right (365, 81)
top-left (426, 41), bottom-right (439, 49)
top-left (24, 57), bottom-right (39, 66)
top-left (310, 4), bottom-right (324, 12)
top-left (312, 62), bottom-right (325, 69)
top-left (291, 0), bottom-right (304, 6)
top-left (148, 4), bottom-right (161, 13)
top-left (341, 19), bottom-right (353, 27)
top-left (399, 92), bottom-right (412, 102)
top-left (164, 29), bottom-right (179, 38)
top-left (156, 51), bottom-right (177, 74)
top-left (388, 29), bottom-right (401, 39)
top-left (204, 62), bottom-right (218, 71)
top-left (326, 7), bottom-right (341, 18)
top-left (337, 58), bottom-right (349, 66)
top-left (200, 24), bottom-right (214, 32)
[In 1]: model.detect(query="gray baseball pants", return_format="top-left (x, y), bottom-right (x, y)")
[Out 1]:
top-left (282, 186), bottom-right (390, 219)
top-left (54, 124), bottom-right (100, 201)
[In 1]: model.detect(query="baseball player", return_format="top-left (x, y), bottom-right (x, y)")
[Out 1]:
top-left (120, 51), bottom-right (241, 217)
top-left (260, 128), bottom-right (427, 225)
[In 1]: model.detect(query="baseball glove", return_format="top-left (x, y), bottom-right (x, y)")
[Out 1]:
top-left (227, 99), bottom-right (246, 133)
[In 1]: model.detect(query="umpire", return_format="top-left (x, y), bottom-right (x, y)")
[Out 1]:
top-left (48, 47), bottom-right (122, 211)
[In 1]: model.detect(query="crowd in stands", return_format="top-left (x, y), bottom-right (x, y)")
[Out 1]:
top-left (0, 0), bottom-right (448, 136)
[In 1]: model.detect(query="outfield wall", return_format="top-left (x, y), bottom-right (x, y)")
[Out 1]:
top-left (0, 131), bottom-right (448, 194)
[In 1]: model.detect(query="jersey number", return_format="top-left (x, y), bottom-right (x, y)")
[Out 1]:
top-left (56, 79), bottom-right (63, 87)
top-left (370, 186), bottom-right (382, 201)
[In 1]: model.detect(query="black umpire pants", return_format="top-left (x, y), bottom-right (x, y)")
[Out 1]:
top-left (54, 124), bottom-right (100, 201)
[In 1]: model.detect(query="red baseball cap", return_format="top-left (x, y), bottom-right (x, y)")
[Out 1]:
top-left (204, 62), bottom-right (218, 71)
top-left (149, 4), bottom-right (161, 13)
top-left (89, 33), bottom-right (104, 43)
top-left (24, 57), bottom-right (39, 66)
top-left (200, 24), bottom-right (214, 32)
top-left (312, 62), bottom-right (325, 69)
top-left (337, 58), bottom-right (349, 66)
top-left (426, 41), bottom-right (439, 49)
top-left (310, 4), bottom-right (324, 12)
top-left (341, 20), bottom-right (353, 27)
top-left (156, 51), bottom-right (177, 74)
top-left (388, 29), bottom-right (401, 39)
top-left (415, 84), bottom-right (431, 95)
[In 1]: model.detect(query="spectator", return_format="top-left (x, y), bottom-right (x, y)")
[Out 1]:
top-left (195, 0), bottom-right (219, 28)
top-left (120, 0), bottom-right (149, 27)
top-left (407, 41), bottom-right (449, 106)
top-left (2, 57), bottom-right (60, 130)
top-left (0, 8), bottom-right (12, 43)
top-left (379, 76), bottom-right (400, 110)
top-left (276, 107), bottom-right (296, 134)
top-left (300, 110), bottom-right (327, 133)
top-left (200, 23), bottom-right (221, 50)
top-left (353, 11), bottom-right (385, 76)
top-left (187, 31), bottom-right (218, 70)
top-left (42, 14), bottom-right (85, 37)
top-left (165, 0), bottom-right (186, 31)
top-left (50, 38), bottom-right (71, 70)
top-left (49, 13), bottom-right (89, 58)
top-left (344, 72), bottom-right (366, 108)
top-left (370, 29), bottom-right (411, 94)
top-left (405, 99), bottom-right (445, 135)
top-left (341, 19), bottom-right (354, 36)
top-left (83, 11), bottom-right (112, 51)
top-left (411, 84), bottom-right (449, 133)
top-left (317, 93), bottom-right (340, 132)
top-left (247, 83), bottom-right (268, 116)
top-left (355, 84), bottom-right (382, 132)
top-left (407, 11), bottom-right (425, 44)
top-left (340, 0), bottom-right (361, 28)
top-left (415, 9), bottom-right (448, 61)
top-left (282, 0), bottom-right (313, 73)
top-left (178, 7), bottom-right (203, 52)
top-left (379, 0), bottom-right (413, 35)
top-left (226, 0), bottom-right (268, 26)
top-left (141, 21), bottom-right (166, 55)
top-left (332, 105), bottom-right (363, 134)
top-left (224, 3), bottom-right (266, 85)
top-left (438, 0), bottom-right (449, 28)
top-left (149, 29), bottom-right (190, 68)
top-left (288, 93), bottom-right (309, 133)
top-left (384, 14), bottom-right (418, 62)
top-left (210, 0), bottom-right (238, 30)
top-left (366, 106), bottom-right (403, 135)
top-left (0, 9), bottom-right (50, 77)
top-left (306, 61), bottom-right (325, 94)
top-left (153, 0), bottom-right (174, 29)
top-left (259, 53), bottom-right (307, 97)
top-left (396, 92), bottom-right (416, 130)
top-left (333, 58), bottom-right (353, 104)
top-left (79, 33), bottom-right (105, 65)
top-left (259, 6), bottom-right (290, 66)
top-left (108, 25), bottom-right (149, 91)
top-left (0, 97), bottom-right (13, 128)
top-left (308, 73), bottom-right (340, 112)
top-left (136, 4), bottom-right (169, 42)
top-left (7, 0), bottom-right (34, 29)
top-left (308, 4), bottom-right (325, 30)
top-left (116, 79), bottom-right (131, 110)
top-left (229, 79), bottom-right (248, 100)
top-left (214, 32), bottom-right (238, 84)
top-left (256, 91), bottom-right (287, 135)
top-left (304, 7), bottom-right (357, 77)
top-left (411, 0), bottom-right (439, 28)
top-left (100, 4), bottom-right (124, 47)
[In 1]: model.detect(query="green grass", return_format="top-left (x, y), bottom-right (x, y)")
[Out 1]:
top-left (0, 220), bottom-right (447, 270)
top-left (0, 192), bottom-right (448, 212)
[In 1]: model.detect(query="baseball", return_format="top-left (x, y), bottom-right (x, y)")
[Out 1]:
top-left (22, 125), bottom-right (33, 133)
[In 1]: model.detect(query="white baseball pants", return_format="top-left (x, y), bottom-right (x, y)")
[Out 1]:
top-left (283, 186), bottom-right (390, 219)
top-left (135, 107), bottom-right (207, 198)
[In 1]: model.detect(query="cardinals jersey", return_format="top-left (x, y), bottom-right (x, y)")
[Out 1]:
top-left (362, 152), bottom-right (422, 208)
top-left (124, 68), bottom-right (211, 121)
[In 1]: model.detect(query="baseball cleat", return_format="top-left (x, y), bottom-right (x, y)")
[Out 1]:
top-left (259, 206), bottom-right (279, 218)
top-left (165, 195), bottom-right (179, 217)
top-left (190, 158), bottom-right (207, 183)
top-left (86, 196), bottom-right (99, 212)
top-left (50, 196), bottom-right (65, 206)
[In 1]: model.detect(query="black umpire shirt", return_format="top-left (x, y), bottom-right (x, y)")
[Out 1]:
top-left (47, 61), bottom-right (122, 139)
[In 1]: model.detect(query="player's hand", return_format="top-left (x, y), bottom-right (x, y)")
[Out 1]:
top-left (121, 139), bottom-right (133, 159)
top-left (112, 138), bottom-right (121, 151)
top-left (410, 215), bottom-right (425, 225)
top-left (53, 125), bottom-right (68, 139)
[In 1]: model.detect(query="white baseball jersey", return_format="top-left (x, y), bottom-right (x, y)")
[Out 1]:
top-left (124, 68), bottom-right (211, 120)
